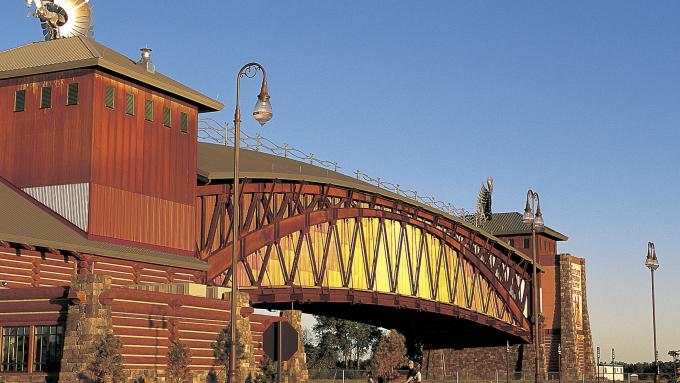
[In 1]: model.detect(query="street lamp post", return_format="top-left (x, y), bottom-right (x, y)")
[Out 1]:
top-left (597, 347), bottom-right (600, 383)
top-left (558, 344), bottom-right (562, 383)
top-left (229, 63), bottom-right (272, 383)
top-left (645, 242), bottom-right (660, 383)
top-left (522, 190), bottom-right (544, 383)
top-left (507, 341), bottom-right (511, 383)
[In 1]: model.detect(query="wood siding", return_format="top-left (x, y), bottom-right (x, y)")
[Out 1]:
top-left (90, 71), bottom-right (198, 205)
top-left (0, 70), bottom-right (94, 188)
top-left (89, 183), bottom-right (195, 252)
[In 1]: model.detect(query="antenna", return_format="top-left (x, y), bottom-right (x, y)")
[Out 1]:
top-left (26, 0), bottom-right (94, 41)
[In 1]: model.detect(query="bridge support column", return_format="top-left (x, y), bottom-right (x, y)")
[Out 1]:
top-left (280, 310), bottom-right (309, 383)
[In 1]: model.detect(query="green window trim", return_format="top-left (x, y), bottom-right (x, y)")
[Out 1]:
top-left (181, 112), bottom-right (188, 133)
top-left (163, 106), bottom-right (172, 128)
top-left (40, 87), bottom-right (52, 109)
top-left (14, 89), bottom-right (26, 112)
top-left (125, 93), bottom-right (135, 116)
top-left (145, 100), bottom-right (154, 121)
top-left (105, 86), bottom-right (115, 109)
top-left (67, 83), bottom-right (79, 106)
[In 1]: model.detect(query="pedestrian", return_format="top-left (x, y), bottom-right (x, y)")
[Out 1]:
top-left (367, 371), bottom-right (375, 383)
top-left (415, 363), bottom-right (422, 382)
top-left (405, 360), bottom-right (418, 383)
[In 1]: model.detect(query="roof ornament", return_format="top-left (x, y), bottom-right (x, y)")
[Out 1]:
top-left (475, 176), bottom-right (494, 227)
top-left (26, 0), bottom-right (94, 41)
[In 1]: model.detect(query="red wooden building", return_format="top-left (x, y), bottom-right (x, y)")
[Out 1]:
top-left (0, 36), bottom-right (290, 383)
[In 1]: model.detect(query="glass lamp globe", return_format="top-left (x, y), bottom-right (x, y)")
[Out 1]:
top-left (253, 97), bottom-right (272, 126)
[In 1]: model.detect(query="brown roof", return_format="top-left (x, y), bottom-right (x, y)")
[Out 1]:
top-left (480, 212), bottom-right (568, 241)
top-left (197, 143), bottom-right (542, 270)
top-left (0, 178), bottom-right (209, 271)
top-left (0, 36), bottom-right (223, 113)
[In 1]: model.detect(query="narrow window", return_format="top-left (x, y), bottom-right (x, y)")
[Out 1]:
top-left (33, 325), bottom-right (64, 372)
top-left (1, 326), bottom-right (29, 372)
top-left (125, 93), bottom-right (135, 115)
top-left (145, 100), bottom-right (153, 121)
top-left (163, 106), bottom-right (171, 128)
top-left (508, 239), bottom-right (514, 247)
top-left (523, 238), bottom-right (530, 249)
top-left (67, 83), bottom-right (79, 105)
top-left (180, 112), bottom-right (188, 133)
top-left (105, 86), bottom-right (115, 109)
top-left (41, 86), bottom-right (52, 109)
top-left (14, 89), bottom-right (26, 112)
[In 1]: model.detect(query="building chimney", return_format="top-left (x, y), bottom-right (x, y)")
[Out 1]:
top-left (138, 48), bottom-right (155, 74)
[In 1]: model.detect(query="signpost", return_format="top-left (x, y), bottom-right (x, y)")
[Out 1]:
top-left (263, 320), bottom-right (299, 383)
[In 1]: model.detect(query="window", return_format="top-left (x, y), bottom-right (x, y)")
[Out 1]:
top-left (105, 86), bottom-right (115, 109)
top-left (125, 93), bottom-right (135, 115)
top-left (180, 112), bottom-right (188, 133)
top-left (1, 326), bottom-right (29, 372)
top-left (145, 100), bottom-right (153, 121)
top-left (163, 106), bottom-right (171, 127)
top-left (67, 83), bottom-right (79, 105)
top-left (33, 325), bottom-right (64, 372)
top-left (523, 238), bottom-right (530, 249)
top-left (508, 239), bottom-right (515, 247)
top-left (41, 86), bottom-right (52, 109)
top-left (14, 90), bottom-right (26, 112)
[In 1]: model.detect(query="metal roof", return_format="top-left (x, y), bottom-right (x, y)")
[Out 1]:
top-left (0, 36), bottom-right (223, 113)
top-left (479, 212), bottom-right (568, 241)
top-left (0, 178), bottom-right (210, 271)
top-left (197, 143), bottom-right (543, 270)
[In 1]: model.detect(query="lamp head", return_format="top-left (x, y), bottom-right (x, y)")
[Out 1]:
top-left (534, 202), bottom-right (544, 228)
top-left (645, 242), bottom-right (659, 271)
top-left (253, 79), bottom-right (272, 126)
top-left (522, 198), bottom-right (534, 224)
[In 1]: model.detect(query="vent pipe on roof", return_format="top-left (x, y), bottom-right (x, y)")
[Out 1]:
top-left (138, 48), bottom-right (155, 74)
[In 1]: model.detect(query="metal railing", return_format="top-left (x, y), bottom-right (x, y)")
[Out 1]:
top-left (198, 119), bottom-right (471, 219)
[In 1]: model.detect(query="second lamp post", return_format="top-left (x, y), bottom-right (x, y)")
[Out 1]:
top-left (645, 242), bottom-right (660, 383)
top-left (229, 63), bottom-right (272, 383)
top-left (522, 190), bottom-right (544, 383)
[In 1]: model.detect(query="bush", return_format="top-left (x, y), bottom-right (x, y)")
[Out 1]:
top-left (212, 323), bottom-right (246, 379)
top-left (167, 340), bottom-right (192, 383)
top-left (371, 330), bottom-right (407, 382)
top-left (81, 332), bottom-right (126, 383)
top-left (246, 357), bottom-right (278, 383)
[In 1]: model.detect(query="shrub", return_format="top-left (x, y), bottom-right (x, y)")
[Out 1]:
top-left (371, 330), bottom-right (407, 382)
top-left (167, 340), bottom-right (192, 383)
top-left (81, 332), bottom-right (126, 383)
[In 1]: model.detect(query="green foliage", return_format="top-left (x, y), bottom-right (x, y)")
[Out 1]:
top-left (212, 323), bottom-right (246, 377)
top-left (166, 340), bottom-right (192, 383)
top-left (311, 316), bottom-right (382, 368)
top-left (81, 332), bottom-right (126, 383)
top-left (371, 330), bottom-right (407, 382)
top-left (245, 357), bottom-right (278, 383)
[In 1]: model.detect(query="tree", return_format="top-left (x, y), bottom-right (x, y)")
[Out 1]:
top-left (312, 316), bottom-right (381, 368)
top-left (371, 330), bottom-right (407, 382)
top-left (246, 357), bottom-right (278, 383)
top-left (167, 340), bottom-right (192, 383)
top-left (212, 323), bottom-right (246, 379)
top-left (81, 332), bottom-right (126, 383)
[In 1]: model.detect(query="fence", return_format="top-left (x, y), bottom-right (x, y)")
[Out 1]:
top-left (307, 370), bottom-right (679, 383)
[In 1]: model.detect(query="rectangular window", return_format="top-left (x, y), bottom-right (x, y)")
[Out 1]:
top-left (125, 93), bottom-right (135, 115)
top-left (33, 325), bottom-right (64, 372)
top-left (523, 238), bottom-right (530, 249)
top-left (163, 106), bottom-right (171, 128)
top-left (67, 83), bottom-right (79, 105)
top-left (145, 100), bottom-right (153, 121)
top-left (105, 86), bottom-right (115, 109)
top-left (181, 112), bottom-right (188, 133)
top-left (1, 326), bottom-right (29, 372)
top-left (508, 239), bottom-right (514, 247)
top-left (41, 86), bottom-right (52, 109)
top-left (14, 89), bottom-right (26, 112)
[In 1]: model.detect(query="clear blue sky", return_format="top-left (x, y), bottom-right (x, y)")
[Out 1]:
top-left (4, 1), bottom-right (679, 362)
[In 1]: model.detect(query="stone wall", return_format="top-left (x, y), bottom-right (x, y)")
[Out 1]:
top-left (423, 253), bottom-right (595, 381)
top-left (280, 310), bottom-right (309, 383)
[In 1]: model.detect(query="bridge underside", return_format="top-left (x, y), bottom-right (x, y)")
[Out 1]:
top-left (246, 287), bottom-right (529, 348)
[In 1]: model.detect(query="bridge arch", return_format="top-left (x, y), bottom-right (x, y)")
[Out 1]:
top-left (196, 176), bottom-right (537, 346)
